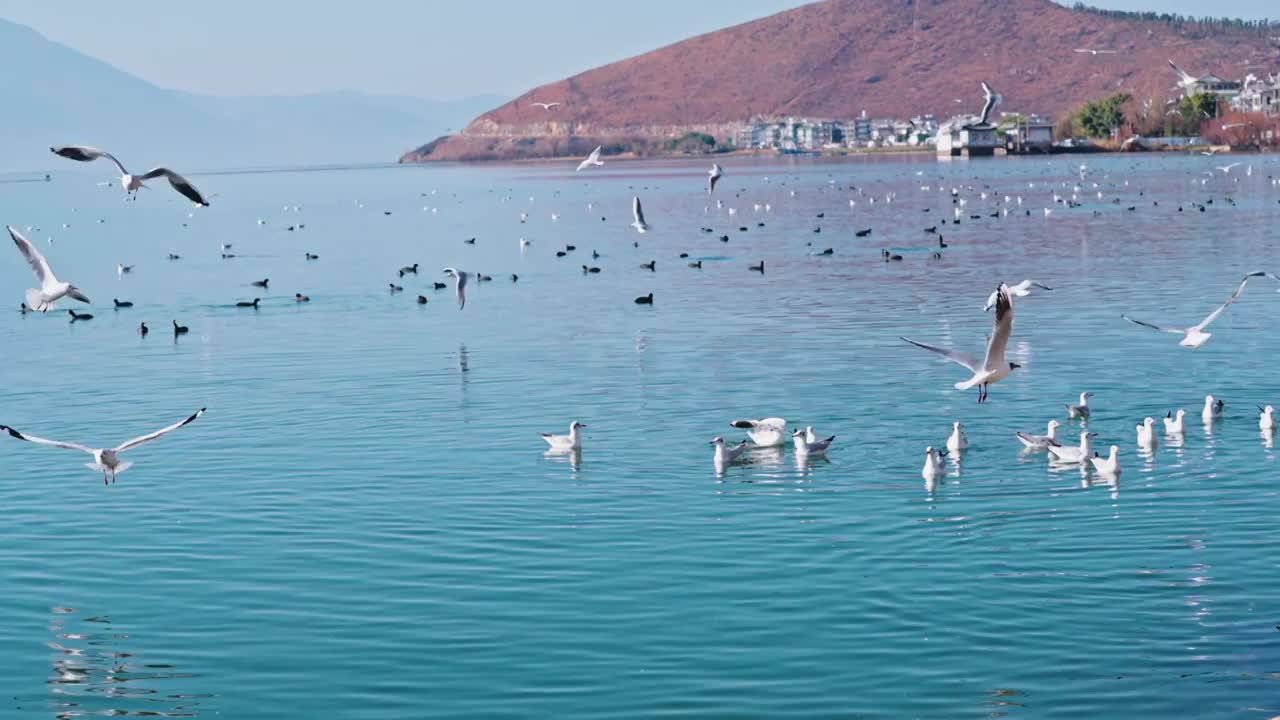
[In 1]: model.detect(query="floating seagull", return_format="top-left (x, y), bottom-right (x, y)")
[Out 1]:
top-left (983, 280), bottom-right (1052, 311)
top-left (576, 146), bottom-right (604, 172)
top-left (710, 436), bottom-right (749, 465)
top-left (117, 263), bottom-right (133, 276)
top-left (1121, 272), bottom-right (1273, 348)
top-left (530, 102), bottom-right (561, 110)
top-left (443, 268), bottom-right (468, 309)
top-left (1066, 392), bottom-right (1093, 420)
top-left (792, 429), bottom-right (834, 455)
top-left (1090, 446), bottom-right (1122, 476)
top-left (1136, 417), bottom-right (1158, 449)
top-left (542, 421), bottom-right (585, 451)
top-left (49, 146), bottom-right (209, 205)
top-left (1260, 405), bottom-right (1276, 432)
top-left (7, 226), bottom-right (90, 312)
top-left (901, 286), bottom-right (1019, 402)
top-left (946, 422), bottom-right (968, 452)
top-left (708, 163), bottom-right (723, 195)
top-left (1202, 394), bottom-right (1224, 423)
top-left (1046, 431), bottom-right (1097, 464)
top-left (730, 418), bottom-right (787, 447)
top-left (922, 446), bottom-right (946, 483)
top-left (1016, 419), bottom-right (1062, 449)
top-left (0, 408), bottom-right (205, 484)
top-left (1163, 409), bottom-right (1187, 434)
top-left (631, 196), bottom-right (649, 233)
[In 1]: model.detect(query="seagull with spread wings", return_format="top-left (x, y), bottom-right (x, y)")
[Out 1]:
top-left (631, 196), bottom-right (649, 233)
top-left (7, 225), bottom-right (90, 312)
top-left (1121, 271), bottom-right (1278, 348)
top-left (531, 102), bottom-right (561, 110)
top-left (50, 146), bottom-right (210, 206)
top-left (1, 408), bottom-right (205, 484)
top-left (576, 146), bottom-right (604, 172)
top-left (902, 286), bottom-right (1021, 403)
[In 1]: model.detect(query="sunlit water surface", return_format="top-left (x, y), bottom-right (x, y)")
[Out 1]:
top-left (3, 154), bottom-right (1280, 718)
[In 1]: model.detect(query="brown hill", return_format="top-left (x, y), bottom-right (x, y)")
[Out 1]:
top-left (402, 0), bottom-right (1280, 162)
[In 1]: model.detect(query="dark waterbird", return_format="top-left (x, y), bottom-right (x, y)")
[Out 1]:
top-left (236, 299), bottom-right (260, 308)
top-left (305, 253), bottom-right (319, 260)
top-left (139, 322), bottom-right (148, 337)
top-left (113, 299), bottom-right (133, 309)
top-left (399, 264), bottom-right (418, 277)
top-left (295, 293), bottom-right (310, 302)
top-left (173, 320), bottom-right (189, 336)
top-left (417, 295), bottom-right (428, 304)
top-left (68, 310), bottom-right (93, 322)
top-left (749, 261), bottom-right (765, 273)
top-left (640, 260), bottom-right (656, 271)
top-left (856, 229), bottom-right (872, 237)
top-left (251, 278), bottom-right (269, 288)
top-left (634, 293), bottom-right (654, 305)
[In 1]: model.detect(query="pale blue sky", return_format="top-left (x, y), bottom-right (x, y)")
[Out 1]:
top-left (0, 0), bottom-right (1272, 99)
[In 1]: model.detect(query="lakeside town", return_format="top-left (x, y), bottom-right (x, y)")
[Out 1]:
top-left (727, 62), bottom-right (1280, 156)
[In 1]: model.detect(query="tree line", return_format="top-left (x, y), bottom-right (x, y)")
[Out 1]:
top-left (1071, 3), bottom-right (1278, 36)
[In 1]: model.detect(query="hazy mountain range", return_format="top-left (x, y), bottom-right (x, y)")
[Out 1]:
top-left (405, 0), bottom-right (1280, 162)
top-left (0, 18), bottom-right (503, 170)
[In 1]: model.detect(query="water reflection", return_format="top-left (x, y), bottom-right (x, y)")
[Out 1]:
top-left (543, 448), bottom-right (582, 475)
top-left (45, 606), bottom-right (208, 718)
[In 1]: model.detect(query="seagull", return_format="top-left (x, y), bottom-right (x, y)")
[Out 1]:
top-left (1260, 405), bottom-right (1276, 432)
top-left (901, 285), bottom-right (1020, 402)
top-left (708, 163), bottom-right (723, 195)
top-left (631, 196), bottom-right (649, 233)
top-left (117, 263), bottom-right (133, 276)
top-left (443, 268), bottom-right (468, 309)
top-left (1121, 272), bottom-right (1273, 348)
top-left (1164, 409), bottom-right (1187, 434)
top-left (49, 146), bottom-right (209, 205)
top-left (984, 280), bottom-right (1052, 311)
top-left (576, 146), bottom-right (604, 172)
top-left (978, 81), bottom-right (1001, 125)
top-left (791, 429), bottom-right (834, 455)
top-left (0, 408), bottom-right (205, 484)
top-left (1074, 48), bottom-right (1117, 55)
top-left (1216, 163), bottom-right (1242, 174)
top-left (1016, 420), bottom-right (1062, 450)
top-left (922, 446), bottom-right (946, 483)
top-left (1066, 392), bottom-right (1093, 420)
top-left (1090, 446), bottom-right (1122, 476)
top-left (7, 226), bottom-right (90, 312)
top-left (730, 418), bottom-right (787, 447)
top-left (1136, 417), bottom-right (1158, 450)
top-left (710, 436), bottom-right (749, 465)
top-left (531, 102), bottom-right (561, 110)
top-left (542, 421), bottom-right (585, 451)
top-left (1046, 431), bottom-right (1097, 464)
top-left (946, 422), bottom-right (968, 452)
top-left (1202, 394), bottom-right (1224, 423)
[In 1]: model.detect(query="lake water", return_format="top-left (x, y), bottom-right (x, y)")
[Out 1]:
top-left (3, 153), bottom-right (1280, 718)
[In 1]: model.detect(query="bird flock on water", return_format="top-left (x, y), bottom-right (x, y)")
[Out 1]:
top-left (7, 132), bottom-right (1280, 489)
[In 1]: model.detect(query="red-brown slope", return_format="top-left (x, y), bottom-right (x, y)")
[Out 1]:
top-left (404, 0), bottom-right (1280, 160)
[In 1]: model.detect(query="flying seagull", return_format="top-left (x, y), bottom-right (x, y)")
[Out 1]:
top-left (631, 196), bottom-right (649, 233)
top-left (1121, 271), bottom-right (1277, 348)
top-left (576, 146), bottom-right (604, 172)
top-left (708, 163), bottom-right (723, 195)
top-left (7, 225), bottom-right (89, 312)
top-left (1168, 59), bottom-right (1199, 90)
top-left (49, 146), bottom-right (209, 206)
top-left (531, 102), bottom-right (561, 110)
top-left (1074, 48), bottom-right (1118, 55)
top-left (978, 81), bottom-right (1001, 125)
top-left (901, 285), bottom-right (1021, 403)
top-left (984, 280), bottom-right (1052, 311)
top-left (443, 268), bottom-right (469, 309)
top-left (0, 408), bottom-right (205, 484)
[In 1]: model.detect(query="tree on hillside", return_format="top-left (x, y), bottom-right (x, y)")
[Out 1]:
top-left (1077, 93), bottom-right (1131, 138)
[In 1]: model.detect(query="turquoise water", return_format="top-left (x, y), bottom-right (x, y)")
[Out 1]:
top-left (3, 154), bottom-right (1280, 718)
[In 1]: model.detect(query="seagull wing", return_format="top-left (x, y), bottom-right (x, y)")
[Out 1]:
top-left (633, 196), bottom-right (647, 226)
top-left (114, 408), bottom-right (205, 453)
top-left (1031, 281), bottom-right (1053, 291)
top-left (1122, 314), bottom-right (1185, 335)
top-left (1193, 275), bottom-right (1251, 330)
top-left (8, 225), bottom-right (58, 290)
top-left (900, 337), bottom-right (981, 373)
top-left (50, 145), bottom-right (129, 175)
top-left (982, 287), bottom-right (1014, 371)
top-left (0, 425), bottom-right (94, 454)
top-left (1168, 59), bottom-right (1197, 86)
top-left (138, 168), bottom-right (209, 206)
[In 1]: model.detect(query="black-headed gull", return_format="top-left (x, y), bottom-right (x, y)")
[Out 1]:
top-left (1046, 431), bottom-right (1097, 464)
top-left (922, 447), bottom-right (945, 483)
top-left (631, 196), bottom-right (649, 233)
top-left (1260, 405), bottom-right (1276, 432)
top-left (1066, 392), bottom-right (1093, 420)
top-left (1016, 420), bottom-right (1061, 450)
top-left (901, 285), bottom-right (1020, 403)
top-left (50, 146), bottom-right (209, 205)
top-left (1136, 418), bottom-right (1158, 449)
top-left (576, 146), bottom-right (603, 172)
top-left (730, 418), bottom-right (787, 447)
top-left (1121, 272), bottom-right (1275, 348)
top-left (791, 429), bottom-right (834, 455)
top-left (542, 421), bottom-right (585, 451)
top-left (710, 436), bottom-right (749, 465)
top-left (708, 164), bottom-right (723, 195)
top-left (946, 422), bottom-right (968, 452)
top-left (1, 408), bottom-right (205, 484)
top-left (984, 280), bottom-right (1052, 312)
top-left (7, 226), bottom-right (90, 312)
top-left (1089, 446), bottom-right (1122, 476)
top-left (1163, 409), bottom-right (1186, 434)
top-left (1202, 395), bottom-right (1224, 423)
top-left (443, 268), bottom-right (468, 309)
